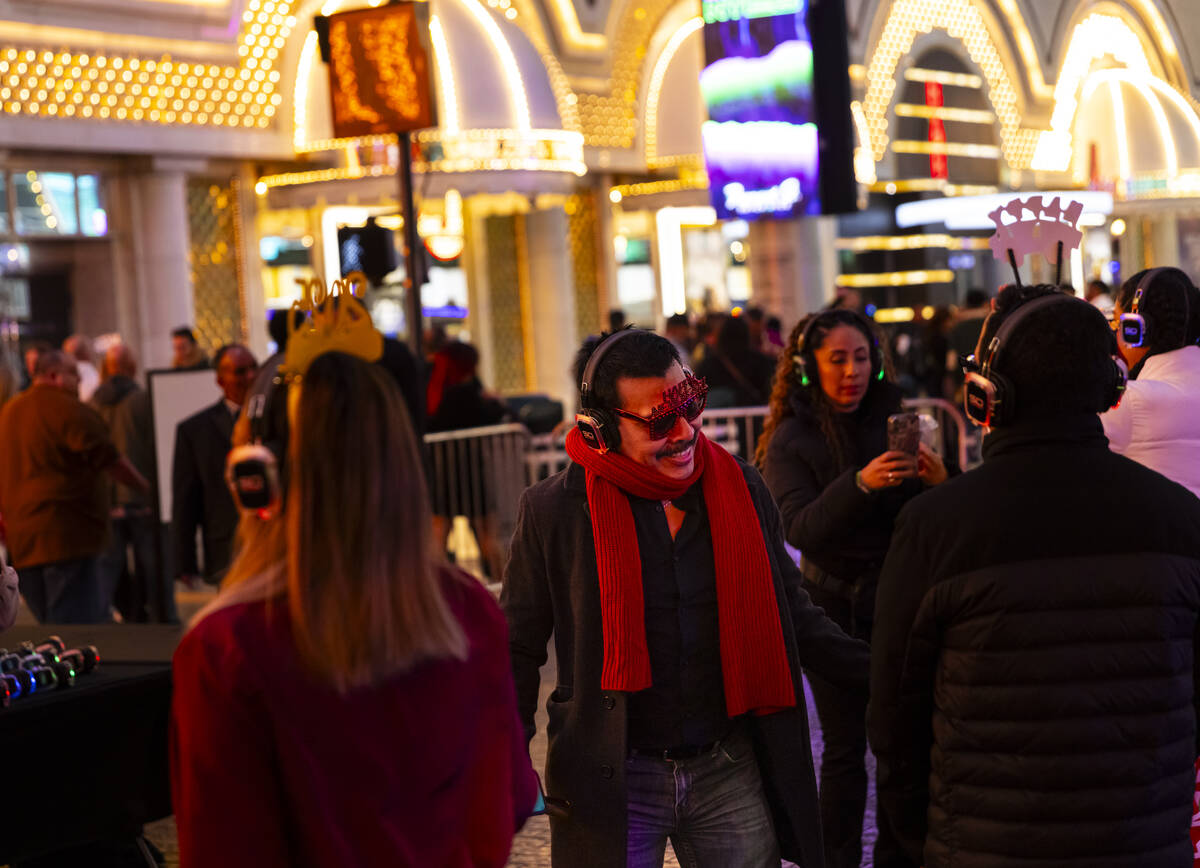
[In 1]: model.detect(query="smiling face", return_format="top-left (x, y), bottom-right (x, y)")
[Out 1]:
top-left (614, 362), bottom-right (701, 480)
top-left (814, 324), bottom-right (872, 412)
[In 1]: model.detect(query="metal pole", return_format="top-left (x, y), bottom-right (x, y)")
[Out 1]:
top-left (398, 130), bottom-right (424, 362)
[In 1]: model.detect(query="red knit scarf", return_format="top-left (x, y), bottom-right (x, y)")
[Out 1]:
top-left (565, 427), bottom-right (796, 717)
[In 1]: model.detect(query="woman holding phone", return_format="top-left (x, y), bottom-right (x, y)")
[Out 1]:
top-left (756, 308), bottom-right (946, 868)
top-left (170, 348), bottom-right (536, 868)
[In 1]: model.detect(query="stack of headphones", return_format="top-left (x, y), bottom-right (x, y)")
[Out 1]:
top-left (963, 291), bottom-right (1127, 428)
top-left (0, 636), bottom-right (101, 708)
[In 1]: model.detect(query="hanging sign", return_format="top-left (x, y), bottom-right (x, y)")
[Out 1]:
top-left (319, 3), bottom-right (437, 139)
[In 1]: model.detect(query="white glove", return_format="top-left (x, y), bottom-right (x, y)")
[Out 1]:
top-left (0, 564), bottom-right (19, 631)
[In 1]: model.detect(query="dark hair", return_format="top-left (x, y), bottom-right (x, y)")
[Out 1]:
top-left (573, 328), bottom-right (680, 411)
top-left (964, 288), bottom-right (989, 308)
top-left (1115, 268), bottom-right (1199, 374)
top-left (716, 315), bottom-right (752, 359)
top-left (666, 313), bottom-right (690, 330)
top-left (1188, 283), bottom-right (1200, 345)
top-left (755, 309), bottom-right (894, 469)
top-left (607, 309), bottom-right (628, 332)
top-left (213, 343), bottom-right (253, 370)
top-left (978, 284), bottom-right (1116, 419)
top-left (744, 306), bottom-right (764, 324)
top-left (766, 315), bottom-right (782, 333)
top-left (269, 308), bottom-right (305, 351)
top-left (172, 327), bottom-right (198, 343)
top-left (34, 349), bottom-right (71, 378)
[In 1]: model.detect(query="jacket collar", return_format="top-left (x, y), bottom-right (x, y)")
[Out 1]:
top-left (1136, 344), bottom-right (1200, 382)
top-left (981, 412), bottom-right (1108, 462)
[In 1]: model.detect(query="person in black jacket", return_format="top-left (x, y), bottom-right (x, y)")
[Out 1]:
top-left (756, 308), bottom-right (946, 868)
top-left (868, 283), bottom-right (1200, 868)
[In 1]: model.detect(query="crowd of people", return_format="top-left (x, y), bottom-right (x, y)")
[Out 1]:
top-left (1, 261), bottom-right (1199, 868)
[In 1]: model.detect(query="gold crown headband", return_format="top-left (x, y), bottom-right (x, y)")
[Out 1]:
top-left (282, 271), bottom-right (384, 381)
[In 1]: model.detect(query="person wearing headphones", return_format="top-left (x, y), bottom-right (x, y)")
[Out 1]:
top-left (170, 297), bottom-right (536, 868)
top-left (755, 308), bottom-right (946, 868)
top-left (1103, 266), bottom-right (1200, 498)
top-left (869, 284), bottom-right (1200, 868)
top-left (503, 326), bottom-right (869, 868)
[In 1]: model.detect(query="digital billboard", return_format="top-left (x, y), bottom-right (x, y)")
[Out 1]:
top-left (699, 0), bottom-right (853, 220)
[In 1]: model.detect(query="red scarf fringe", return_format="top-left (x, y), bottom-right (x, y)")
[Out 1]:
top-left (565, 427), bottom-right (796, 717)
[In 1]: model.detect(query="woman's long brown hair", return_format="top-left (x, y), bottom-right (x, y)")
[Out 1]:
top-left (197, 352), bottom-right (467, 692)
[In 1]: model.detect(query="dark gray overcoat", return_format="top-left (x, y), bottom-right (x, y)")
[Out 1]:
top-left (501, 459), bottom-right (870, 868)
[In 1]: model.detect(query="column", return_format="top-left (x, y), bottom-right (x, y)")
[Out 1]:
top-left (747, 215), bottom-right (838, 330)
top-left (124, 165), bottom-right (196, 370)
top-left (523, 207), bottom-right (577, 407)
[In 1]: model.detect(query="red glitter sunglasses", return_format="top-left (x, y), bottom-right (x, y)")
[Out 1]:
top-left (612, 375), bottom-right (708, 440)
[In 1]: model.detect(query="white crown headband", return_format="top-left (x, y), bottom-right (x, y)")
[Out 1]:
top-left (988, 195), bottom-right (1085, 289)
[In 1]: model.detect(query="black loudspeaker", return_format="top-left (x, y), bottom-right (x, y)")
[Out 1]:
top-left (338, 217), bottom-right (397, 286)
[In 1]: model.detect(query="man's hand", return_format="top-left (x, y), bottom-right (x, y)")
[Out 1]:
top-left (107, 456), bottom-right (151, 497)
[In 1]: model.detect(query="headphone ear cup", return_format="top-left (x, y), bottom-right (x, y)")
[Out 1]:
top-left (1107, 357), bottom-right (1128, 410)
top-left (574, 409), bottom-right (620, 453)
top-left (792, 353), bottom-right (812, 387)
top-left (226, 443), bottom-right (282, 516)
top-left (987, 370), bottom-right (1015, 427)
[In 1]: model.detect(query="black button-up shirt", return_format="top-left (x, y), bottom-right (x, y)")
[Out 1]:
top-left (624, 482), bottom-right (730, 751)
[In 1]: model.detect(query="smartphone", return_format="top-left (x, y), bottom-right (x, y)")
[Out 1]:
top-left (887, 413), bottom-right (921, 456)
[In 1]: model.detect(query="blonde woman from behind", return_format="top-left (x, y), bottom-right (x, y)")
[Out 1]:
top-left (170, 350), bottom-right (537, 868)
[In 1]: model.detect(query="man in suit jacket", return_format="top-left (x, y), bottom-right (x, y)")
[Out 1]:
top-left (171, 344), bottom-right (257, 586)
top-left (502, 328), bottom-right (869, 868)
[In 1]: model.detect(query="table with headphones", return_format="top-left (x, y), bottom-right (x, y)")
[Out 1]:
top-left (0, 625), bottom-right (178, 864)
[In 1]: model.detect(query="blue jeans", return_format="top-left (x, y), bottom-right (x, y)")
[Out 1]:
top-left (98, 512), bottom-right (172, 623)
top-left (18, 557), bottom-right (108, 624)
top-left (626, 728), bottom-right (780, 868)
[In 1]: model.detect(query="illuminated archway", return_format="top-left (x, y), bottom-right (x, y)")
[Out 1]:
top-left (1031, 11), bottom-right (1189, 172)
top-left (860, 0), bottom-right (1040, 169)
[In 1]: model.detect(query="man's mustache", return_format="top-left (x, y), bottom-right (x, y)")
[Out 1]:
top-left (657, 430), bottom-right (698, 458)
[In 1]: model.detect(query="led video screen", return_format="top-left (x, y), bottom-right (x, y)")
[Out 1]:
top-left (699, 0), bottom-right (853, 220)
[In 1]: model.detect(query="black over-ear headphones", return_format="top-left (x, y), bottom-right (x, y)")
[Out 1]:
top-left (225, 366), bottom-right (288, 518)
top-left (793, 309), bottom-right (885, 388)
top-left (1118, 267), bottom-right (1192, 349)
top-left (964, 293), bottom-right (1126, 428)
top-left (574, 328), bottom-right (640, 453)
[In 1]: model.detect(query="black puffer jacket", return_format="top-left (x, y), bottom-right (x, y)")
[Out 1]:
top-left (761, 382), bottom-right (920, 607)
top-left (868, 414), bottom-right (1200, 868)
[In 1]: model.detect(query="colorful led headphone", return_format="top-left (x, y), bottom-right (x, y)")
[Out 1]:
top-left (792, 309), bottom-right (885, 388)
top-left (964, 293), bottom-right (1126, 428)
top-left (574, 328), bottom-right (640, 453)
top-left (1118, 267), bottom-right (1192, 349)
top-left (225, 365), bottom-right (288, 519)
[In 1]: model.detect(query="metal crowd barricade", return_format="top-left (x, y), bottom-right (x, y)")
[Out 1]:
top-left (443, 398), bottom-right (975, 568)
top-left (900, 397), bottom-right (975, 471)
top-left (423, 423), bottom-right (532, 561)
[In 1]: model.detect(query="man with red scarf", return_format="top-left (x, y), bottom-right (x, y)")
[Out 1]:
top-left (502, 328), bottom-right (869, 868)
